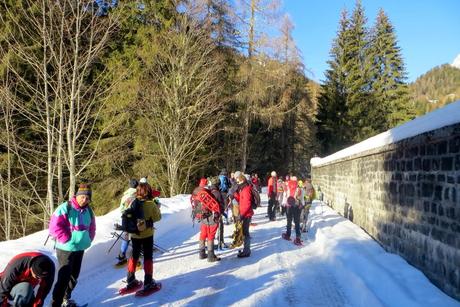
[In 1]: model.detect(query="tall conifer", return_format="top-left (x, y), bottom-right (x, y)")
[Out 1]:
top-left (367, 9), bottom-right (414, 129)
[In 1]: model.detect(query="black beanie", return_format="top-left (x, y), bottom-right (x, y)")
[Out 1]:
top-left (129, 178), bottom-right (138, 189)
top-left (31, 255), bottom-right (54, 278)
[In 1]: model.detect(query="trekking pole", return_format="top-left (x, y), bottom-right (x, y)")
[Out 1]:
top-left (43, 235), bottom-right (50, 246)
top-left (153, 243), bottom-right (168, 253)
top-left (107, 231), bottom-right (124, 254)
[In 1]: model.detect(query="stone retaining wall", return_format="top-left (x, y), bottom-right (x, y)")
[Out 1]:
top-left (311, 123), bottom-right (460, 300)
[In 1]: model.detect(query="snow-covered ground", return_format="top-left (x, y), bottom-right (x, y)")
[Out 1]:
top-left (311, 100), bottom-right (460, 167)
top-left (1, 193), bottom-right (459, 307)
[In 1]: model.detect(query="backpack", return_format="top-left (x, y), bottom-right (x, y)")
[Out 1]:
top-left (120, 198), bottom-right (144, 234)
top-left (219, 175), bottom-right (230, 193)
top-left (191, 188), bottom-right (221, 222)
top-left (250, 185), bottom-right (260, 210)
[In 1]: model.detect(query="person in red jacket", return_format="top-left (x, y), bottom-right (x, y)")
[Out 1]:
top-left (0, 252), bottom-right (55, 307)
top-left (233, 173), bottom-right (254, 258)
top-left (267, 171), bottom-right (278, 221)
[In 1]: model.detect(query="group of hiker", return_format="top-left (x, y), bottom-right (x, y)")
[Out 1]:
top-left (0, 169), bottom-right (316, 306)
top-left (190, 169), bottom-right (258, 262)
top-left (0, 176), bottom-right (162, 307)
top-left (267, 171), bottom-right (316, 245)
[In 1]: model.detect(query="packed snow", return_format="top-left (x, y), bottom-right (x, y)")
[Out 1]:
top-left (311, 100), bottom-right (460, 167)
top-left (1, 193), bottom-right (459, 307)
top-left (452, 54), bottom-right (460, 70)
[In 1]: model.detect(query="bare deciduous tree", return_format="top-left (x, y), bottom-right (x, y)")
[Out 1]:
top-left (138, 15), bottom-right (226, 196)
top-left (0, 0), bottom-right (124, 237)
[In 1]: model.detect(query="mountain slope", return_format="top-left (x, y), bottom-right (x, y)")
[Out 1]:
top-left (410, 64), bottom-right (460, 115)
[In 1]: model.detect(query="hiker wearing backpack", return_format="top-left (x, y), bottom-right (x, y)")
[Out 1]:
top-left (191, 178), bottom-right (223, 262)
top-left (267, 171), bottom-right (278, 221)
top-left (123, 182), bottom-right (162, 293)
top-left (233, 173), bottom-right (254, 258)
top-left (114, 178), bottom-right (138, 266)
top-left (281, 175), bottom-right (290, 216)
top-left (218, 169), bottom-right (231, 224)
top-left (209, 176), bottom-right (227, 250)
top-left (282, 176), bottom-right (303, 245)
top-left (48, 183), bottom-right (96, 307)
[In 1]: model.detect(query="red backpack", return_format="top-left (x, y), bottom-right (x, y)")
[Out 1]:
top-left (190, 187), bottom-right (220, 222)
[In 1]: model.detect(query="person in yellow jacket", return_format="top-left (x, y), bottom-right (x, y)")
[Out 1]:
top-left (123, 182), bottom-right (161, 293)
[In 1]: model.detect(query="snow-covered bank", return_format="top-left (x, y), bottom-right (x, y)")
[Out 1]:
top-left (311, 100), bottom-right (460, 167)
top-left (1, 195), bottom-right (459, 306)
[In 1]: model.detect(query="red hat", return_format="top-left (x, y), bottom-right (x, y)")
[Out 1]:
top-left (199, 178), bottom-right (207, 187)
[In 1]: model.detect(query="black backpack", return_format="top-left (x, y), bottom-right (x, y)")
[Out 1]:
top-left (120, 199), bottom-right (144, 234)
top-left (250, 185), bottom-right (260, 210)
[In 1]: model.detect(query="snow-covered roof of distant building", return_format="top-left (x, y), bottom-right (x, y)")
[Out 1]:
top-left (311, 100), bottom-right (460, 167)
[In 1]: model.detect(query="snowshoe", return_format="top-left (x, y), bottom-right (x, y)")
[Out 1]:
top-left (115, 255), bottom-right (127, 267)
top-left (135, 281), bottom-right (162, 297)
top-left (282, 233), bottom-right (291, 241)
top-left (293, 238), bottom-right (303, 246)
top-left (62, 299), bottom-right (77, 307)
top-left (119, 280), bottom-right (143, 295)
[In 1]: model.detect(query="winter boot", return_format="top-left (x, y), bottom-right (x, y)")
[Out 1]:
top-left (237, 236), bottom-right (251, 258)
top-left (207, 240), bottom-right (221, 262)
top-left (294, 237), bottom-right (303, 246)
top-left (199, 240), bottom-right (207, 259)
top-left (282, 232), bottom-right (291, 241)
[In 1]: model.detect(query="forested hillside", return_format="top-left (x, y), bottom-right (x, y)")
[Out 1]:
top-left (410, 64), bottom-right (460, 115)
top-left (0, 0), bottom-right (317, 240)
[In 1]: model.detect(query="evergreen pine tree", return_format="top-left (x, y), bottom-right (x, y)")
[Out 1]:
top-left (367, 9), bottom-right (414, 129)
top-left (317, 10), bottom-right (352, 154)
top-left (344, 0), bottom-right (376, 141)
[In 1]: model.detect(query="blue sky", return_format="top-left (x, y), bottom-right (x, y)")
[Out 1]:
top-left (282, 0), bottom-right (460, 83)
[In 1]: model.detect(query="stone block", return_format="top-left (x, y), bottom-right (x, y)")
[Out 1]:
top-left (438, 141), bottom-right (448, 155)
top-left (434, 186), bottom-right (443, 201)
top-left (441, 157), bottom-right (453, 171)
top-left (449, 136), bottom-right (460, 153)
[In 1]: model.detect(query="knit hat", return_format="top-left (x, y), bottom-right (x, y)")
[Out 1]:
top-left (236, 173), bottom-right (246, 183)
top-left (199, 178), bottom-right (208, 187)
top-left (129, 179), bottom-right (139, 189)
top-left (234, 171), bottom-right (242, 179)
top-left (271, 171), bottom-right (277, 177)
top-left (76, 183), bottom-right (92, 199)
top-left (31, 255), bottom-right (54, 278)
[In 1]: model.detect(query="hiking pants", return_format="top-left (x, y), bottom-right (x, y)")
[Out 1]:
top-left (52, 249), bottom-right (84, 307)
top-left (10, 282), bottom-right (34, 307)
top-left (200, 223), bottom-right (219, 241)
top-left (267, 194), bottom-right (277, 220)
top-left (128, 236), bottom-right (154, 284)
top-left (286, 206), bottom-right (302, 238)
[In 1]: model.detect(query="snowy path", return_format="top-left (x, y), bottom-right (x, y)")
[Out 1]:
top-left (67, 198), bottom-right (458, 307)
top-left (1, 195), bottom-right (458, 307)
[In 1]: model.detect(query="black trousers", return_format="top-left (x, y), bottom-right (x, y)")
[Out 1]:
top-left (267, 194), bottom-right (277, 220)
top-left (286, 206), bottom-right (302, 238)
top-left (52, 249), bottom-right (84, 306)
top-left (131, 236), bottom-right (153, 263)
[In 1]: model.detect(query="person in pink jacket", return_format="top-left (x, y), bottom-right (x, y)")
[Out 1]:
top-left (233, 174), bottom-right (254, 258)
